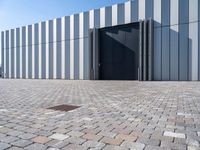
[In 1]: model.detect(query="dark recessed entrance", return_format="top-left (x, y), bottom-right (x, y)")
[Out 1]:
top-left (90, 20), bottom-right (153, 81)
top-left (99, 23), bottom-right (139, 80)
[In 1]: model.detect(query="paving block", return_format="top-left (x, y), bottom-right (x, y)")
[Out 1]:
top-left (121, 141), bottom-right (145, 150)
top-left (49, 133), bottom-right (69, 141)
top-left (163, 131), bottom-right (185, 139)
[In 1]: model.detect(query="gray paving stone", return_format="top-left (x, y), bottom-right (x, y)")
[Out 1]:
top-left (0, 142), bottom-right (11, 149)
top-left (24, 143), bottom-right (47, 150)
top-left (0, 136), bottom-right (19, 143)
top-left (11, 139), bottom-right (33, 148)
top-left (83, 140), bottom-right (105, 149)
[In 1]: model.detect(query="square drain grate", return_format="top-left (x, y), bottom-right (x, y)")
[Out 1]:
top-left (47, 104), bottom-right (80, 112)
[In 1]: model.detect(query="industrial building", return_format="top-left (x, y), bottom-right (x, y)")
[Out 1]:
top-left (0, 0), bottom-right (200, 80)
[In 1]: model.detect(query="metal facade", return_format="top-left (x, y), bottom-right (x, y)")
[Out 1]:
top-left (1, 0), bottom-right (200, 80)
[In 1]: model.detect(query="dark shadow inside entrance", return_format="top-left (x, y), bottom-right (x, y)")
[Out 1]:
top-left (99, 23), bottom-right (139, 80)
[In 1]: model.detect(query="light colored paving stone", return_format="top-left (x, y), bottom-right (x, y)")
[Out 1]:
top-left (49, 133), bottom-right (69, 141)
top-left (103, 145), bottom-right (129, 150)
top-left (67, 131), bottom-right (85, 137)
top-left (83, 140), bottom-right (106, 149)
top-left (163, 131), bottom-right (186, 139)
top-left (121, 141), bottom-right (145, 150)
top-left (62, 144), bottom-right (88, 150)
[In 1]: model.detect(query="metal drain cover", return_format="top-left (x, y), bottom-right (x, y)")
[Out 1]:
top-left (47, 104), bottom-right (80, 112)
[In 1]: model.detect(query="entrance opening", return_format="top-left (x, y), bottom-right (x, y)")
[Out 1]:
top-left (99, 23), bottom-right (139, 80)
top-left (90, 20), bottom-right (153, 81)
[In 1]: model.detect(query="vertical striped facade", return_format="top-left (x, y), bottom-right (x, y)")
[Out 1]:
top-left (1, 0), bottom-right (200, 80)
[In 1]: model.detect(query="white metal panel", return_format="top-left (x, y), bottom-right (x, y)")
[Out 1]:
top-left (189, 22), bottom-right (198, 80)
top-left (20, 28), bottom-right (23, 78)
top-left (25, 26), bottom-right (29, 78)
top-left (125, 1), bottom-right (131, 24)
top-left (1, 32), bottom-right (4, 77)
top-left (170, 25), bottom-right (179, 80)
top-left (139, 0), bottom-right (145, 20)
top-left (100, 7), bottom-right (105, 28)
top-left (112, 4), bottom-right (118, 26)
top-left (153, 0), bottom-right (161, 27)
top-left (46, 21), bottom-right (49, 79)
top-left (79, 12), bottom-right (84, 79)
top-left (89, 10), bottom-right (94, 29)
top-left (4, 32), bottom-right (6, 78)
top-left (9, 30), bottom-right (11, 78)
top-left (38, 22), bottom-right (42, 79)
top-left (170, 0), bottom-right (179, 25)
top-left (189, 0), bottom-right (198, 22)
top-left (154, 28), bottom-right (161, 80)
top-left (61, 17), bottom-right (65, 79)
top-left (32, 24), bottom-right (35, 79)
top-left (53, 19), bottom-right (57, 79)
top-left (70, 15), bottom-right (74, 79)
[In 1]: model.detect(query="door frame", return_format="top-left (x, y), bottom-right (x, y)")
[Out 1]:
top-left (89, 19), bottom-right (154, 81)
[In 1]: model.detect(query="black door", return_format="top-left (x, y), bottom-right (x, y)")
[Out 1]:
top-left (99, 23), bottom-right (139, 80)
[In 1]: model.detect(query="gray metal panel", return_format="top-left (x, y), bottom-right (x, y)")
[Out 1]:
top-left (41, 22), bottom-right (46, 79)
top-left (64, 16), bottom-right (70, 40)
top-left (56, 41), bottom-right (61, 79)
top-left (105, 6), bottom-right (112, 27)
top-left (139, 22), bottom-right (143, 81)
top-left (22, 27), bottom-right (26, 78)
top-left (49, 42), bottom-right (53, 79)
top-left (74, 39), bottom-right (79, 79)
top-left (117, 3), bottom-right (125, 25)
top-left (161, 0), bottom-right (170, 26)
top-left (153, 0), bottom-right (161, 27)
top-left (16, 28), bottom-right (20, 78)
top-left (49, 20), bottom-right (53, 42)
top-left (179, 24), bottom-right (189, 80)
top-left (179, 0), bottom-right (189, 24)
top-left (1, 32), bottom-right (4, 77)
top-left (161, 27), bottom-right (170, 80)
top-left (5, 31), bottom-right (9, 78)
top-left (34, 24), bottom-right (39, 79)
top-left (148, 19), bottom-right (153, 81)
top-left (199, 22), bottom-right (200, 80)
top-left (84, 12), bottom-right (89, 37)
top-left (131, 0), bottom-right (138, 22)
top-left (153, 28), bottom-right (161, 80)
top-left (74, 14), bottom-right (79, 39)
top-left (143, 21), bottom-right (147, 80)
top-left (84, 37), bottom-right (89, 79)
top-left (170, 25), bottom-right (179, 80)
top-left (94, 9), bottom-right (100, 28)
top-left (189, 0), bottom-right (198, 22)
top-left (11, 29), bottom-right (14, 78)
top-left (65, 40), bottom-right (70, 79)
top-left (145, 0), bottom-right (153, 19)
top-left (28, 25), bottom-right (32, 78)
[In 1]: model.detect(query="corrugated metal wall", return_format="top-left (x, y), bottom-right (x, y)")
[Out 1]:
top-left (1, 0), bottom-right (199, 80)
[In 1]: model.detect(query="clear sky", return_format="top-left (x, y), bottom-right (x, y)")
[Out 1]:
top-left (0, 0), bottom-right (127, 31)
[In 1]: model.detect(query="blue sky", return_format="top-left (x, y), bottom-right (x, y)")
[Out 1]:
top-left (0, 0), bottom-right (127, 31)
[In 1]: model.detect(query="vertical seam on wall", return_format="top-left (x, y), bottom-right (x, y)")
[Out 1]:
top-left (169, 0), bottom-right (171, 80)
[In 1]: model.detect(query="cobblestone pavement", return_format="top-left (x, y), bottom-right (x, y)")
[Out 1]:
top-left (0, 79), bottom-right (200, 150)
